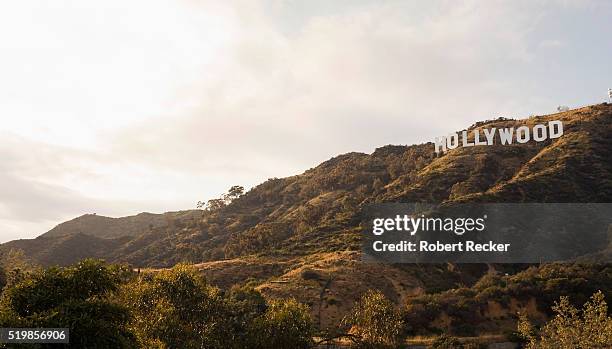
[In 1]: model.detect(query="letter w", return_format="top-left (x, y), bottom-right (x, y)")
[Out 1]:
top-left (499, 128), bottom-right (514, 145)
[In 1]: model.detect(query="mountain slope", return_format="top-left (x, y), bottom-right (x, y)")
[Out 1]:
top-left (2, 103), bottom-right (611, 331)
top-left (4, 104), bottom-right (612, 268)
top-left (1, 233), bottom-right (130, 266)
top-left (41, 210), bottom-right (201, 239)
top-left (118, 104), bottom-right (612, 267)
top-left (1, 210), bottom-right (201, 266)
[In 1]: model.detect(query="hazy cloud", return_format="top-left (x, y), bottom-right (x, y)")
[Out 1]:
top-left (0, 0), bottom-right (610, 242)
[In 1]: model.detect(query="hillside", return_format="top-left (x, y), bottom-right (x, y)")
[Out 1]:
top-left (2, 103), bottom-right (611, 331)
top-left (41, 210), bottom-right (201, 239)
top-left (109, 103), bottom-right (612, 267)
top-left (1, 210), bottom-right (201, 267)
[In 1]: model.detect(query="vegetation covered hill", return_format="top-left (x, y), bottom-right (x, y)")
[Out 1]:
top-left (41, 210), bottom-right (201, 239)
top-left (2, 103), bottom-right (611, 335)
top-left (1, 210), bottom-right (200, 267)
top-left (5, 104), bottom-right (612, 267)
top-left (113, 103), bottom-right (611, 267)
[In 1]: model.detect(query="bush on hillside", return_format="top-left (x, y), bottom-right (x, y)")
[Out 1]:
top-left (248, 298), bottom-right (315, 349)
top-left (343, 289), bottom-right (404, 348)
top-left (0, 259), bottom-right (136, 348)
top-left (518, 291), bottom-right (612, 349)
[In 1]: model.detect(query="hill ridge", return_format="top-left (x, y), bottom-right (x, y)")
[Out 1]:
top-left (2, 103), bottom-right (611, 270)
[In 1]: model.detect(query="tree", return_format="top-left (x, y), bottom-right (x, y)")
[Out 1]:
top-left (119, 264), bottom-right (229, 349)
top-left (248, 298), bottom-right (315, 349)
top-left (0, 248), bottom-right (37, 290)
top-left (205, 198), bottom-right (227, 211)
top-left (197, 198), bottom-right (226, 210)
top-left (120, 264), bottom-right (317, 349)
top-left (0, 248), bottom-right (33, 270)
top-left (197, 185), bottom-right (244, 210)
top-left (222, 284), bottom-right (268, 348)
top-left (343, 289), bottom-right (404, 348)
top-left (224, 185), bottom-right (245, 202)
top-left (518, 291), bottom-right (612, 349)
top-left (0, 259), bottom-right (136, 348)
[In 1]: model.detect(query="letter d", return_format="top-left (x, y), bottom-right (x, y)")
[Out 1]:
top-left (549, 120), bottom-right (563, 139)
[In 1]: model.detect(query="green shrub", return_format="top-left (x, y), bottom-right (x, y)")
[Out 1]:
top-left (518, 291), bottom-right (612, 349)
top-left (248, 298), bottom-right (314, 349)
top-left (344, 290), bottom-right (404, 348)
top-left (0, 259), bottom-right (136, 349)
top-left (119, 264), bottom-right (228, 349)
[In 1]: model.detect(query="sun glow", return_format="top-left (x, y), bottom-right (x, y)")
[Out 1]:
top-left (0, 0), bottom-right (234, 148)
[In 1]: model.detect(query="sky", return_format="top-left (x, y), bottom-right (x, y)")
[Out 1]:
top-left (0, 0), bottom-right (611, 243)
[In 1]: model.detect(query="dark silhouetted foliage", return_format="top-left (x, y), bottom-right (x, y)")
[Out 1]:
top-left (0, 259), bottom-right (136, 348)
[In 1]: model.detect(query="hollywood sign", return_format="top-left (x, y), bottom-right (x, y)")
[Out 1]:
top-left (434, 120), bottom-right (563, 154)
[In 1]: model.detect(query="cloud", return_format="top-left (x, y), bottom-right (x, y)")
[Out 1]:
top-left (0, 0), bottom-right (610, 242)
top-left (0, 152), bottom-right (94, 242)
top-left (0, 133), bottom-right (177, 242)
top-left (106, 1), bottom-right (548, 171)
top-left (539, 39), bottom-right (567, 48)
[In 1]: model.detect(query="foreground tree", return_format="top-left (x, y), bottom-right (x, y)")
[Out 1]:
top-left (224, 284), bottom-right (268, 347)
top-left (0, 259), bottom-right (136, 348)
top-left (518, 290), bottom-right (612, 349)
top-left (248, 298), bottom-right (315, 349)
top-left (120, 264), bottom-right (315, 349)
top-left (0, 248), bottom-right (37, 290)
top-left (342, 289), bottom-right (404, 348)
top-left (1, 260), bottom-right (316, 348)
top-left (119, 264), bottom-right (228, 349)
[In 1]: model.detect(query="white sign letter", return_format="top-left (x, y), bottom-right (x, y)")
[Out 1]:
top-left (483, 128), bottom-right (496, 145)
top-left (516, 126), bottom-right (530, 144)
top-left (447, 133), bottom-right (459, 150)
top-left (533, 124), bottom-right (547, 142)
top-left (434, 136), bottom-right (447, 153)
top-left (549, 120), bottom-right (563, 139)
top-left (499, 128), bottom-right (514, 145)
